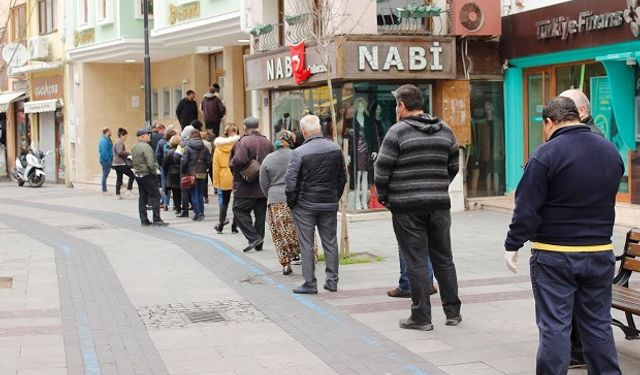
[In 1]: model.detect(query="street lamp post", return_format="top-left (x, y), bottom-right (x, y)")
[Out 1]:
top-left (143, 0), bottom-right (152, 127)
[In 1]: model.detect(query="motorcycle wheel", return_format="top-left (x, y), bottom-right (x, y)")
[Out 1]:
top-left (28, 173), bottom-right (45, 187)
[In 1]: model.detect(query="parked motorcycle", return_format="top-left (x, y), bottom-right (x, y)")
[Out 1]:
top-left (11, 148), bottom-right (48, 187)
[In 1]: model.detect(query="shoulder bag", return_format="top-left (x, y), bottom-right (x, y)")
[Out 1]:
top-left (180, 148), bottom-right (205, 189)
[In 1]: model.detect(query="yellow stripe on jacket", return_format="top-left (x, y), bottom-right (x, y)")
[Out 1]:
top-left (531, 242), bottom-right (613, 252)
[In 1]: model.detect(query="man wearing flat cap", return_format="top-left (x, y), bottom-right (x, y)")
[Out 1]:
top-left (230, 117), bottom-right (274, 252)
top-left (131, 127), bottom-right (169, 227)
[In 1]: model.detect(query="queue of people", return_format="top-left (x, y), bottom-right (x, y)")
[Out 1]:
top-left (97, 82), bottom-right (624, 374)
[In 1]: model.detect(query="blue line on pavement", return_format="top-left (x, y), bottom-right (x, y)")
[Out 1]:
top-left (159, 227), bottom-right (432, 374)
top-left (77, 312), bottom-right (102, 375)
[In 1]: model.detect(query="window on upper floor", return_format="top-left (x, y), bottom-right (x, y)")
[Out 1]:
top-left (78, 0), bottom-right (89, 26)
top-left (10, 5), bottom-right (26, 42)
top-left (39, 0), bottom-right (57, 35)
top-left (135, 0), bottom-right (154, 19)
top-left (96, 0), bottom-right (113, 24)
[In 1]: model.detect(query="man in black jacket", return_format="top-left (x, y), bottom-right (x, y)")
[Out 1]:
top-left (285, 115), bottom-right (346, 294)
top-left (374, 84), bottom-right (461, 331)
top-left (176, 90), bottom-right (198, 128)
top-left (504, 97), bottom-right (622, 375)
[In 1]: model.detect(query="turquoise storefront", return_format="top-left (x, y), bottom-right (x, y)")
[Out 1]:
top-left (502, 0), bottom-right (640, 203)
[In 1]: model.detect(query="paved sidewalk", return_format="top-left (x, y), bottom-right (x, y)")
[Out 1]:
top-left (0, 183), bottom-right (639, 374)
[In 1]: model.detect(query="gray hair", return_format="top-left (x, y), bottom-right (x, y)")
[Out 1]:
top-left (559, 89), bottom-right (591, 115)
top-left (300, 114), bottom-right (321, 134)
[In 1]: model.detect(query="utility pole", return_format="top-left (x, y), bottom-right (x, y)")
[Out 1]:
top-left (143, 0), bottom-right (152, 127)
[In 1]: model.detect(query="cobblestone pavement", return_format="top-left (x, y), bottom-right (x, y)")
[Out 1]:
top-left (0, 183), bottom-right (639, 375)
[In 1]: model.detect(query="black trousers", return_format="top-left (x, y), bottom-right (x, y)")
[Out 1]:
top-left (181, 187), bottom-right (191, 214)
top-left (113, 165), bottom-right (135, 195)
top-left (232, 197), bottom-right (267, 244)
top-left (392, 209), bottom-right (461, 323)
top-left (170, 187), bottom-right (181, 212)
top-left (136, 174), bottom-right (161, 224)
top-left (205, 119), bottom-right (221, 137)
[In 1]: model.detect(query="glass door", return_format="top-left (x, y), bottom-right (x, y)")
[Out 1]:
top-left (524, 69), bottom-right (553, 158)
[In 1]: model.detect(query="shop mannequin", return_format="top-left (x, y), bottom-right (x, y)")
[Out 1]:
top-left (353, 98), bottom-right (370, 210)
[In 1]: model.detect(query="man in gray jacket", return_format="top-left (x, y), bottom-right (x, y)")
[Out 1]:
top-left (285, 115), bottom-right (347, 294)
top-left (131, 128), bottom-right (168, 227)
top-left (375, 84), bottom-right (461, 331)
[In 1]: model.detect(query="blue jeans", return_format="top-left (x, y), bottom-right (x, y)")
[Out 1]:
top-left (399, 247), bottom-right (434, 293)
top-left (190, 178), bottom-right (206, 216)
top-left (160, 168), bottom-right (169, 206)
top-left (530, 250), bottom-right (620, 375)
top-left (100, 162), bottom-right (111, 192)
top-left (217, 188), bottom-right (224, 206)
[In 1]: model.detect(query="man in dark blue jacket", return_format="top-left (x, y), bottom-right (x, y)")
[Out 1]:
top-left (504, 96), bottom-right (623, 375)
top-left (285, 114), bottom-right (346, 294)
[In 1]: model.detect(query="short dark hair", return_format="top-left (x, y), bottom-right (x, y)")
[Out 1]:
top-left (190, 119), bottom-right (203, 130)
top-left (165, 129), bottom-right (176, 140)
top-left (393, 84), bottom-right (423, 111)
top-left (542, 96), bottom-right (580, 124)
top-left (186, 90), bottom-right (195, 96)
top-left (117, 127), bottom-right (127, 137)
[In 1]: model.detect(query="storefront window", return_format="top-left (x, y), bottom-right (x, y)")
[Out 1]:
top-left (15, 101), bottom-right (29, 150)
top-left (271, 85), bottom-right (336, 138)
top-left (468, 82), bottom-right (505, 197)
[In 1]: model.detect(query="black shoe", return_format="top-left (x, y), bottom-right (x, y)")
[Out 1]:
top-left (204, 197), bottom-right (209, 204)
top-left (215, 223), bottom-right (223, 234)
top-left (445, 315), bottom-right (462, 326)
top-left (177, 212), bottom-right (188, 218)
top-left (152, 221), bottom-right (169, 227)
top-left (323, 283), bottom-right (337, 292)
top-left (243, 238), bottom-right (264, 253)
top-left (255, 244), bottom-right (263, 251)
top-left (293, 285), bottom-right (317, 294)
top-left (141, 220), bottom-right (152, 227)
top-left (231, 227), bottom-right (239, 234)
top-left (283, 265), bottom-right (292, 275)
top-left (568, 359), bottom-right (587, 369)
top-left (399, 318), bottom-right (433, 331)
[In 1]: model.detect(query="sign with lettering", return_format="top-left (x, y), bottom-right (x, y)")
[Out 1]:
top-left (502, 0), bottom-right (640, 59)
top-left (342, 37), bottom-right (456, 80)
top-left (244, 37), bottom-right (456, 91)
top-left (73, 29), bottom-right (95, 47)
top-left (168, 1), bottom-right (200, 25)
top-left (31, 75), bottom-right (63, 101)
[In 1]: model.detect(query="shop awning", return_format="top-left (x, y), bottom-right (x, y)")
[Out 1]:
top-left (0, 90), bottom-right (26, 113)
top-left (24, 99), bottom-right (63, 113)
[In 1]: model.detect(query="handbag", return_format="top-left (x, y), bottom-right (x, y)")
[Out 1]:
top-left (180, 148), bottom-right (205, 189)
top-left (240, 158), bottom-right (261, 183)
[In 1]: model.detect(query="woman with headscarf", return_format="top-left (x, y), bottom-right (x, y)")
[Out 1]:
top-left (259, 130), bottom-right (303, 275)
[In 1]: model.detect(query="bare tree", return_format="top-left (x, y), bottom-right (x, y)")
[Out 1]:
top-left (285, 0), bottom-right (374, 257)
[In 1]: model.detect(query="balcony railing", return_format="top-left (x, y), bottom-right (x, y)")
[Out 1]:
top-left (250, 23), bottom-right (280, 52)
top-left (377, 1), bottom-right (443, 35)
top-left (285, 13), bottom-right (314, 45)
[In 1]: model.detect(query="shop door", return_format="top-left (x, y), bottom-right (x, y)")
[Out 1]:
top-left (39, 112), bottom-right (56, 182)
top-left (524, 69), bottom-right (553, 158)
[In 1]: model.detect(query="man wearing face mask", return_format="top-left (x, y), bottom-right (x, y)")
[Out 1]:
top-left (504, 96), bottom-right (623, 375)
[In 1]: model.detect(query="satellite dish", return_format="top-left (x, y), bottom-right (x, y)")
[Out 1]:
top-left (460, 2), bottom-right (484, 33)
top-left (2, 43), bottom-right (28, 67)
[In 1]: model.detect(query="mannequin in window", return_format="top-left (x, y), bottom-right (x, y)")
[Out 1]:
top-left (352, 97), bottom-right (374, 210)
top-left (275, 112), bottom-right (299, 133)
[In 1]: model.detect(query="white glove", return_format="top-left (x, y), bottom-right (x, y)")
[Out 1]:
top-left (505, 251), bottom-right (518, 274)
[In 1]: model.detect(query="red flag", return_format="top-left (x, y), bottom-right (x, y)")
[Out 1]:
top-left (290, 41), bottom-right (311, 84)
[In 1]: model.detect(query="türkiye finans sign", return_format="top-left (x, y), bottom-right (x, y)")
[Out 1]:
top-left (536, 2), bottom-right (640, 40)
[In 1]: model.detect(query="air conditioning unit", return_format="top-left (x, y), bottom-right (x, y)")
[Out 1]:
top-left (449, 0), bottom-right (501, 36)
top-left (28, 37), bottom-right (49, 60)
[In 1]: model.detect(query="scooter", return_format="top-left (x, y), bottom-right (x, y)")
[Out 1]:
top-left (11, 148), bottom-right (48, 187)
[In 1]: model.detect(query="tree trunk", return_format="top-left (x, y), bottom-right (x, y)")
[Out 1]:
top-left (327, 77), bottom-right (350, 257)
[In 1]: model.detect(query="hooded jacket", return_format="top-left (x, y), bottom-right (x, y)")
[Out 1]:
top-left (374, 114), bottom-right (459, 212)
top-left (180, 138), bottom-right (211, 178)
top-left (213, 135), bottom-right (240, 190)
top-left (201, 93), bottom-right (225, 123)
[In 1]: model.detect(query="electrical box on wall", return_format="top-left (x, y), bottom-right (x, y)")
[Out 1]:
top-left (449, 0), bottom-right (502, 36)
top-left (28, 37), bottom-right (49, 60)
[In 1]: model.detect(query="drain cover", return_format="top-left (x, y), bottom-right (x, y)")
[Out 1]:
top-left (0, 277), bottom-right (12, 289)
top-left (184, 310), bottom-right (225, 323)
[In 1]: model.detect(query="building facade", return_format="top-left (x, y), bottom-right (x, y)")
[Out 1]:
top-left (65, 0), bottom-right (250, 188)
top-left (502, 0), bottom-right (640, 205)
top-left (244, 0), bottom-right (504, 212)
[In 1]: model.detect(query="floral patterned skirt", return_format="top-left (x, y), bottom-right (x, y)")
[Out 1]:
top-left (267, 203), bottom-right (317, 266)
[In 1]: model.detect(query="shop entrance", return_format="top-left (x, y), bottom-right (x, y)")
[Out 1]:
top-left (524, 69), bottom-right (553, 158)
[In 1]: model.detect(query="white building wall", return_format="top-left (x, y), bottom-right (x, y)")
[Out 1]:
top-left (503, 0), bottom-right (574, 15)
